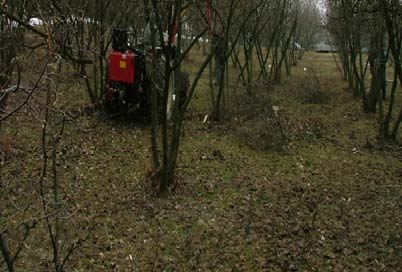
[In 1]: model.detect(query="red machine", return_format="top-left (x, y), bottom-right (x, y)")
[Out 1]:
top-left (105, 26), bottom-right (188, 117)
top-left (109, 52), bottom-right (136, 84)
top-left (105, 28), bottom-right (148, 114)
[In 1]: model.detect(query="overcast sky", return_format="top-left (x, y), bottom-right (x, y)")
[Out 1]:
top-left (317, 0), bottom-right (326, 13)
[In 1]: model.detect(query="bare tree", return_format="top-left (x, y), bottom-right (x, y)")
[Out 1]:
top-left (143, 0), bottom-right (217, 193)
top-left (326, 0), bottom-right (402, 140)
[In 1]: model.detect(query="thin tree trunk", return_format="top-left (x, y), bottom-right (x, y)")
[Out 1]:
top-left (0, 233), bottom-right (14, 272)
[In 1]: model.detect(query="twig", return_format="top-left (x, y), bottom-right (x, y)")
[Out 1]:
top-left (0, 60), bottom-right (49, 122)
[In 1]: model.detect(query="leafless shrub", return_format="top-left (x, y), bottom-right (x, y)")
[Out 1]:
top-left (282, 115), bottom-right (328, 141)
top-left (297, 68), bottom-right (331, 105)
top-left (233, 94), bottom-right (288, 152)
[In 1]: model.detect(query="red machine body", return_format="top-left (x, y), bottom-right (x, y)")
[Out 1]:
top-left (109, 51), bottom-right (136, 84)
top-left (104, 28), bottom-right (149, 113)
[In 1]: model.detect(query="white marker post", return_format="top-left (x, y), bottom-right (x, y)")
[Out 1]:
top-left (272, 106), bottom-right (280, 117)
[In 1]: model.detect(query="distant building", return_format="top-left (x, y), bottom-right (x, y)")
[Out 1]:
top-left (315, 42), bottom-right (337, 53)
top-left (314, 26), bottom-right (337, 53)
